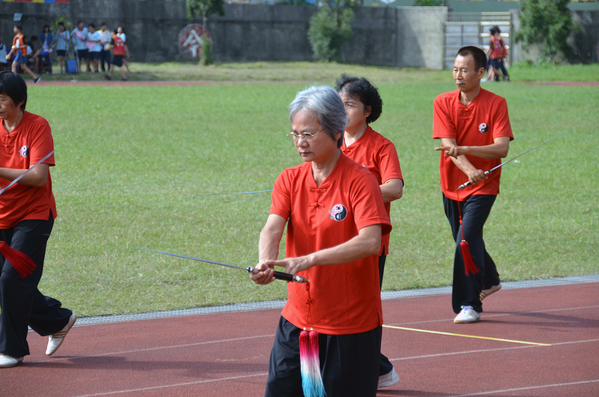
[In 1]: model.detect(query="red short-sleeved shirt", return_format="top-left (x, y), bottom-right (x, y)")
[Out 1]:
top-left (270, 153), bottom-right (391, 335)
top-left (433, 89), bottom-right (513, 201)
top-left (341, 126), bottom-right (403, 255)
top-left (0, 111), bottom-right (57, 228)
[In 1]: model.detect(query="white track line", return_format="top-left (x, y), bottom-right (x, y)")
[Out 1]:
top-left (388, 338), bottom-right (599, 362)
top-left (72, 373), bottom-right (269, 397)
top-left (386, 304), bottom-right (599, 327)
top-left (69, 339), bottom-right (599, 397)
top-left (28, 333), bottom-right (274, 364)
top-left (448, 379), bottom-right (599, 397)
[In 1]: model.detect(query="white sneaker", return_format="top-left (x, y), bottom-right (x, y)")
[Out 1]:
top-left (46, 313), bottom-right (77, 356)
top-left (0, 354), bottom-right (24, 368)
top-left (480, 283), bottom-right (502, 301)
top-left (378, 367), bottom-right (400, 388)
top-left (454, 306), bottom-right (480, 324)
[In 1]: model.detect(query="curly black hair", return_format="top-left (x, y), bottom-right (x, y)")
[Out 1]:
top-left (335, 74), bottom-right (383, 124)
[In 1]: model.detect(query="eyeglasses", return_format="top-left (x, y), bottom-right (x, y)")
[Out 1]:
top-left (286, 129), bottom-right (324, 141)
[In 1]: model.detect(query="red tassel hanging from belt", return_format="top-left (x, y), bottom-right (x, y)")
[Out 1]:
top-left (0, 241), bottom-right (37, 279)
top-left (457, 190), bottom-right (479, 276)
top-left (299, 281), bottom-right (326, 397)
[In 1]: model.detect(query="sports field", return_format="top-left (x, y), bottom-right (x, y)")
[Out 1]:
top-left (22, 62), bottom-right (599, 318)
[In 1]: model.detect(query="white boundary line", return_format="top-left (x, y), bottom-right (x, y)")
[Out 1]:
top-left (72, 373), bottom-right (270, 397)
top-left (72, 274), bottom-right (599, 327)
top-left (27, 334), bottom-right (274, 364)
top-left (67, 338), bottom-right (599, 397)
top-left (448, 379), bottom-right (599, 397)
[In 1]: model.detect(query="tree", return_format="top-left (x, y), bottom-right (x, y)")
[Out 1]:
top-left (515, 0), bottom-right (575, 64)
top-left (186, 0), bottom-right (225, 65)
top-left (308, 0), bottom-right (357, 62)
top-left (186, 0), bottom-right (225, 30)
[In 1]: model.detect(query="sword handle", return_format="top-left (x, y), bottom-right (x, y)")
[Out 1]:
top-left (457, 170), bottom-right (491, 191)
top-left (247, 267), bottom-right (309, 283)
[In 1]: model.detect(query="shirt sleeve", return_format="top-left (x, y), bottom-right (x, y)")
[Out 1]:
top-left (492, 97), bottom-right (514, 141)
top-left (29, 118), bottom-right (55, 167)
top-left (350, 169), bottom-right (392, 236)
top-left (376, 141), bottom-right (403, 184)
top-left (432, 95), bottom-right (456, 140)
top-left (269, 170), bottom-right (291, 221)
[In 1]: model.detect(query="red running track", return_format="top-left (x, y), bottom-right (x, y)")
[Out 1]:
top-left (2, 282), bottom-right (598, 396)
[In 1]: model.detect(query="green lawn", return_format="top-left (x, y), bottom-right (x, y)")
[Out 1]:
top-left (19, 63), bottom-right (599, 317)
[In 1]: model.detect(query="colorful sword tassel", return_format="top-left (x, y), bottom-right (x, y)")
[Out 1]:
top-left (299, 328), bottom-right (326, 397)
top-left (299, 283), bottom-right (326, 397)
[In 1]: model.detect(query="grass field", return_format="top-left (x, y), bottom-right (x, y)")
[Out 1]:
top-left (19, 63), bottom-right (599, 317)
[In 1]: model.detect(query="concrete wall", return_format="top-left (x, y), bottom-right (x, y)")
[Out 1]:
top-left (0, 0), bottom-right (595, 67)
top-left (0, 0), bottom-right (446, 68)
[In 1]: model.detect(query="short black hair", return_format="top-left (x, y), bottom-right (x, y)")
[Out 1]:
top-left (58, 22), bottom-right (65, 27)
top-left (14, 25), bottom-right (23, 32)
top-left (101, 22), bottom-right (107, 27)
top-left (456, 46), bottom-right (487, 71)
top-left (335, 74), bottom-right (383, 124)
top-left (89, 23), bottom-right (95, 29)
top-left (0, 71), bottom-right (27, 110)
top-left (31, 35), bottom-right (38, 42)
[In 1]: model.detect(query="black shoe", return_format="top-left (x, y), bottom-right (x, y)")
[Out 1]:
top-left (104, 74), bottom-right (111, 80)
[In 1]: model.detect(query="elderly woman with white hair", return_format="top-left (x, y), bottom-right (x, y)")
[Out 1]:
top-left (251, 85), bottom-right (391, 397)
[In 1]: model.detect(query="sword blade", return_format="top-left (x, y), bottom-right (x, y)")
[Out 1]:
top-left (137, 248), bottom-right (248, 271)
top-left (0, 151), bottom-right (54, 196)
top-left (137, 248), bottom-right (310, 283)
top-left (184, 190), bottom-right (273, 199)
top-left (487, 133), bottom-right (563, 174)
top-left (458, 133), bottom-right (564, 191)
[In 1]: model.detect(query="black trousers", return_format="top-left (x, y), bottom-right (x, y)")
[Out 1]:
top-left (0, 214), bottom-right (72, 358)
top-left (265, 316), bottom-right (381, 397)
top-left (100, 50), bottom-right (111, 72)
top-left (443, 194), bottom-right (501, 314)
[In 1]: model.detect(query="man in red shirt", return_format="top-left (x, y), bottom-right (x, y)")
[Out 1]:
top-left (252, 85), bottom-right (391, 396)
top-left (433, 46), bottom-right (513, 324)
top-left (0, 71), bottom-right (76, 368)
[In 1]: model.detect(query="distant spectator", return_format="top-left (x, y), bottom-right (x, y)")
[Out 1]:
top-left (99, 23), bottom-right (111, 72)
top-left (489, 26), bottom-right (509, 82)
top-left (38, 26), bottom-right (53, 73)
top-left (87, 24), bottom-right (102, 73)
top-left (71, 21), bottom-right (90, 72)
top-left (27, 36), bottom-right (41, 74)
top-left (116, 26), bottom-right (130, 72)
top-left (0, 37), bottom-right (8, 70)
top-left (39, 25), bottom-right (54, 57)
top-left (55, 22), bottom-right (70, 74)
top-left (104, 29), bottom-right (129, 81)
top-left (5, 25), bottom-right (40, 83)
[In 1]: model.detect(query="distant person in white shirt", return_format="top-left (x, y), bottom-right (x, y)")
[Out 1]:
top-left (116, 26), bottom-right (130, 72)
top-left (87, 24), bottom-right (102, 73)
top-left (55, 22), bottom-right (70, 74)
top-left (99, 23), bottom-right (111, 72)
top-left (71, 21), bottom-right (90, 72)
